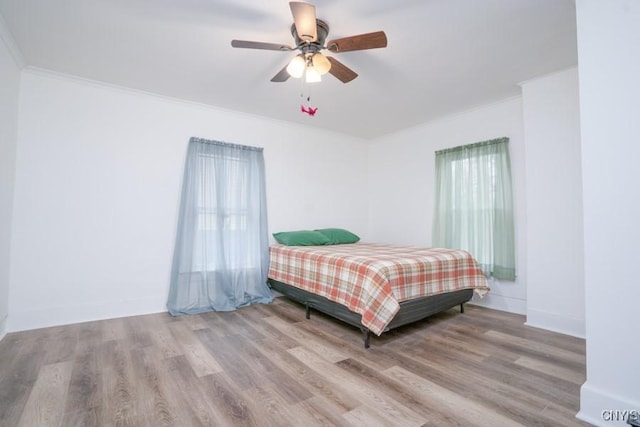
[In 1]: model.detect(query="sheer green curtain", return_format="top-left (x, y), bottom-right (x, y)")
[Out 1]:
top-left (432, 137), bottom-right (516, 280)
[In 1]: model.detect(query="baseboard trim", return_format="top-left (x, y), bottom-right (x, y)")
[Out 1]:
top-left (525, 308), bottom-right (585, 338)
top-left (0, 315), bottom-right (7, 341)
top-left (7, 297), bottom-right (168, 332)
top-left (578, 381), bottom-right (640, 426)
top-left (468, 292), bottom-right (526, 315)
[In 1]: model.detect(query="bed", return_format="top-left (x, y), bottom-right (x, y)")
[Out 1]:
top-left (267, 242), bottom-right (490, 348)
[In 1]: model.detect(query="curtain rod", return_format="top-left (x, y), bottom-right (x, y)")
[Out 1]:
top-left (435, 137), bottom-right (508, 155)
top-left (189, 137), bottom-right (263, 153)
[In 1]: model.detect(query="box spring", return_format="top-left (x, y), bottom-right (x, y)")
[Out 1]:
top-left (268, 278), bottom-right (473, 348)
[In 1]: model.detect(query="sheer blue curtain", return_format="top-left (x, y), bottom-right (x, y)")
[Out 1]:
top-left (167, 137), bottom-right (272, 315)
top-left (432, 137), bottom-right (516, 280)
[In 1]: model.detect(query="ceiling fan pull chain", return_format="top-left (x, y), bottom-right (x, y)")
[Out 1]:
top-left (298, 78), bottom-right (317, 117)
top-left (300, 74), bottom-right (306, 100)
top-left (299, 76), bottom-right (311, 106)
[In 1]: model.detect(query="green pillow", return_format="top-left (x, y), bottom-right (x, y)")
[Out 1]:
top-left (314, 228), bottom-right (360, 244)
top-left (273, 230), bottom-right (331, 246)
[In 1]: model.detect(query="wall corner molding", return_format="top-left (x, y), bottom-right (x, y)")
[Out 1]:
top-left (0, 12), bottom-right (25, 69)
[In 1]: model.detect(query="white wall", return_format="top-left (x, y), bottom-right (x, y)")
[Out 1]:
top-left (0, 18), bottom-right (22, 340)
top-left (9, 69), bottom-right (368, 331)
top-left (576, 1), bottom-right (640, 425)
top-left (367, 97), bottom-right (527, 314)
top-left (521, 68), bottom-right (585, 338)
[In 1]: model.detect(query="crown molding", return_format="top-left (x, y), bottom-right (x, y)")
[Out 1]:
top-left (0, 12), bottom-right (25, 69)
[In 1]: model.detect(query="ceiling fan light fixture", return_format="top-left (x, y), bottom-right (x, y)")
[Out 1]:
top-left (286, 55), bottom-right (306, 78)
top-left (305, 67), bottom-right (322, 83)
top-left (311, 53), bottom-right (331, 75)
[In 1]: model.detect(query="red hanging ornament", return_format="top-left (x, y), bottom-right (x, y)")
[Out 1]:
top-left (300, 105), bottom-right (318, 116)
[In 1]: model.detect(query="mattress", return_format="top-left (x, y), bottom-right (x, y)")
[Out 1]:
top-left (268, 243), bottom-right (490, 335)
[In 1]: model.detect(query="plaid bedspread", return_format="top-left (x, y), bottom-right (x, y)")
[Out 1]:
top-left (268, 243), bottom-right (490, 336)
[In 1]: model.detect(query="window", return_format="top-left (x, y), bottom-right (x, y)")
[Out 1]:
top-left (193, 154), bottom-right (254, 271)
top-left (432, 137), bottom-right (516, 280)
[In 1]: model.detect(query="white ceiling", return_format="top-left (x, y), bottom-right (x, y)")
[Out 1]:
top-left (0, 0), bottom-right (577, 139)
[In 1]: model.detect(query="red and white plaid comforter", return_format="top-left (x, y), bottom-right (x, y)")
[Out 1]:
top-left (268, 243), bottom-right (490, 336)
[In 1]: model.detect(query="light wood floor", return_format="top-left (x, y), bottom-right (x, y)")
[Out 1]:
top-left (0, 297), bottom-right (589, 426)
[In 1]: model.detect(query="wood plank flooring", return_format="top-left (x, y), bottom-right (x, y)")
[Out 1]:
top-left (0, 297), bottom-right (589, 426)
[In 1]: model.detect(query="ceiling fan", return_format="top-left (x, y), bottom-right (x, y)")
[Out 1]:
top-left (231, 1), bottom-right (387, 84)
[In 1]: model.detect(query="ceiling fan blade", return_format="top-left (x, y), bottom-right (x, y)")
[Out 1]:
top-left (271, 65), bottom-right (291, 82)
top-left (231, 40), bottom-right (293, 51)
top-left (289, 2), bottom-right (317, 42)
top-left (327, 57), bottom-right (358, 83)
top-left (327, 31), bottom-right (388, 53)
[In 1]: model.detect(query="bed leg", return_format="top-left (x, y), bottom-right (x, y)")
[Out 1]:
top-left (460, 303), bottom-right (465, 313)
top-left (361, 328), bottom-right (370, 349)
top-left (305, 303), bottom-right (311, 319)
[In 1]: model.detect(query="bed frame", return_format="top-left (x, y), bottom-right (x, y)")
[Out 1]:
top-left (268, 278), bottom-right (474, 348)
